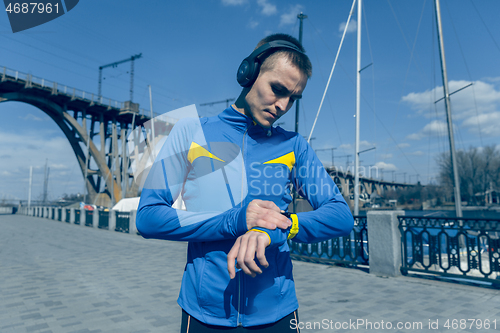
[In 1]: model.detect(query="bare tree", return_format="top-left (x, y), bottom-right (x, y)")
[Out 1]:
top-left (438, 145), bottom-right (500, 204)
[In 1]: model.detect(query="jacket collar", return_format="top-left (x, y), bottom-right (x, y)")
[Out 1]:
top-left (218, 106), bottom-right (255, 132)
top-left (218, 106), bottom-right (274, 137)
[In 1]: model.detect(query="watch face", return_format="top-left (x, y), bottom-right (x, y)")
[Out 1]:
top-left (281, 212), bottom-right (291, 218)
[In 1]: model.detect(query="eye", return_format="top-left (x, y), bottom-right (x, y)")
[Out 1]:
top-left (272, 86), bottom-right (284, 95)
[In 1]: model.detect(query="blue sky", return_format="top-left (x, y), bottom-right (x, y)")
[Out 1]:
top-left (1, 0), bottom-right (499, 202)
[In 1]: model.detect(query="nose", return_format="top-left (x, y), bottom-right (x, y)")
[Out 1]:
top-left (275, 96), bottom-right (292, 114)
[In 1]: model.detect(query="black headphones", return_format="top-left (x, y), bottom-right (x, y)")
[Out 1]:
top-left (237, 40), bottom-right (304, 88)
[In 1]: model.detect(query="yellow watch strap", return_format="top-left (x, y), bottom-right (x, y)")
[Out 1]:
top-left (287, 214), bottom-right (299, 240)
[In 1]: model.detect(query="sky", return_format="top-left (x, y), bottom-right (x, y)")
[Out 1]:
top-left (0, 0), bottom-right (499, 203)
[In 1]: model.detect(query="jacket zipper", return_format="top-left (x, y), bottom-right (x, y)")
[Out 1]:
top-left (237, 125), bottom-right (250, 327)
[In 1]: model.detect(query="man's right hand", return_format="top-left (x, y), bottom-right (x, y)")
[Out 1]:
top-left (246, 199), bottom-right (291, 231)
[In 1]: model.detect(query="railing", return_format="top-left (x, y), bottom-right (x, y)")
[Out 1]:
top-left (115, 211), bottom-right (130, 233)
top-left (85, 209), bottom-right (93, 227)
top-left (74, 209), bottom-right (80, 225)
top-left (287, 216), bottom-right (368, 267)
top-left (98, 210), bottom-right (109, 229)
top-left (399, 216), bottom-right (500, 285)
top-left (1, 66), bottom-right (151, 115)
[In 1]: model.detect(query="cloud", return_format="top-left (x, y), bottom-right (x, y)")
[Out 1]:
top-left (19, 113), bottom-right (43, 121)
top-left (409, 151), bottom-right (425, 156)
top-left (280, 4), bottom-right (303, 26)
top-left (339, 19), bottom-right (357, 34)
top-left (221, 0), bottom-right (246, 5)
top-left (50, 164), bottom-right (70, 170)
top-left (248, 19), bottom-right (259, 29)
top-left (483, 76), bottom-right (500, 83)
top-left (373, 161), bottom-right (397, 171)
top-left (402, 80), bottom-right (500, 120)
top-left (397, 143), bottom-right (410, 148)
top-left (407, 120), bottom-right (448, 140)
top-left (0, 129), bottom-right (82, 200)
top-left (379, 153), bottom-right (393, 159)
top-left (257, 0), bottom-right (277, 16)
top-left (462, 111), bottom-right (500, 137)
top-left (339, 140), bottom-right (374, 151)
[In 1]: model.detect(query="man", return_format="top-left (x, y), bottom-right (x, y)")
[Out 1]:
top-left (136, 33), bottom-right (354, 332)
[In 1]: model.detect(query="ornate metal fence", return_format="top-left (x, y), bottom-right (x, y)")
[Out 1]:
top-left (287, 216), bottom-right (368, 267)
top-left (399, 216), bottom-right (500, 285)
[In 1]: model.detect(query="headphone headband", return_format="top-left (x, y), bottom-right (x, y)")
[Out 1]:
top-left (237, 40), bottom-right (304, 87)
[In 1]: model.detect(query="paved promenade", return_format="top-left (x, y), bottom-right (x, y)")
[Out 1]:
top-left (1, 214), bottom-right (499, 333)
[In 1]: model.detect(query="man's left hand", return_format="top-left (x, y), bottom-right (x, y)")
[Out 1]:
top-left (227, 230), bottom-right (270, 279)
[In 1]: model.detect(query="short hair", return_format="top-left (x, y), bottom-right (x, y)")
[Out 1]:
top-left (256, 33), bottom-right (312, 79)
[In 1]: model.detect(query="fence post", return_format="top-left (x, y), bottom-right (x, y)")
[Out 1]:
top-left (109, 210), bottom-right (116, 232)
top-left (61, 208), bottom-right (66, 222)
top-left (129, 210), bottom-right (137, 235)
top-left (80, 209), bottom-right (86, 227)
top-left (367, 210), bottom-right (405, 277)
top-left (70, 208), bottom-right (75, 224)
top-left (93, 209), bottom-right (99, 228)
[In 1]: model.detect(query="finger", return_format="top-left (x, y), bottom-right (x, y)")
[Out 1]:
top-left (268, 211), bottom-right (292, 229)
top-left (227, 238), bottom-right (241, 279)
top-left (256, 200), bottom-right (280, 212)
top-left (255, 236), bottom-right (269, 269)
top-left (254, 212), bottom-right (291, 230)
top-left (236, 235), bottom-right (253, 277)
top-left (252, 218), bottom-right (277, 230)
top-left (243, 234), bottom-right (262, 277)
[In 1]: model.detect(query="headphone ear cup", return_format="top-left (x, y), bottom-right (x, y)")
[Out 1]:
top-left (237, 59), bottom-right (251, 87)
top-left (237, 58), bottom-right (261, 87)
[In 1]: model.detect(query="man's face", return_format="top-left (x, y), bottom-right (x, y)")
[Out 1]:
top-left (244, 56), bottom-right (307, 129)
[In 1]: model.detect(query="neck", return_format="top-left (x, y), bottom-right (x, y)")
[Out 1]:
top-left (233, 91), bottom-right (251, 118)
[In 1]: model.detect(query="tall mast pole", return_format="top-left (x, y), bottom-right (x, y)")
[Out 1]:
top-left (130, 57), bottom-right (135, 102)
top-left (354, 0), bottom-right (362, 216)
top-left (149, 85), bottom-right (156, 161)
top-left (293, 12), bottom-right (307, 214)
top-left (295, 12), bottom-right (307, 134)
top-left (434, 0), bottom-right (462, 217)
top-left (28, 166), bottom-right (32, 210)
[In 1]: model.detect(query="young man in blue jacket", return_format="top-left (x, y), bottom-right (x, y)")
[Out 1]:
top-left (136, 33), bottom-right (354, 332)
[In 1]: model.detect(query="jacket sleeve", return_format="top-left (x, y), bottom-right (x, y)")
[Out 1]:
top-left (289, 135), bottom-right (354, 243)
top-left (247, 135), bottom-right (353, 248)
top-left (136, 118), bottom-right (248, 242)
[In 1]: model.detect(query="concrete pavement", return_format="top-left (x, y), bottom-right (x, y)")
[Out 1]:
top-left (1, 214), bottom-right (499, 332)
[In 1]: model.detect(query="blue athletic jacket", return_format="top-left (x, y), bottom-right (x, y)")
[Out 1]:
top-left (136, 106), bottom-right (353, 327)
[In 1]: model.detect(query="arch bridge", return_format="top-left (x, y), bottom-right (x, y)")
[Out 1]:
top-left (0, 66), bottom-right (157, 207)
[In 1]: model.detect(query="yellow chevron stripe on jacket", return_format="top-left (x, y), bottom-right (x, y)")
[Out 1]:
top-left (263, 151), bottom-right (295, 171)
top-left (187, 142), bottom-right (225, 164)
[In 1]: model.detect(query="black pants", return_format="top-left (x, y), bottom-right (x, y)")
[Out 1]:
top-left (180, 309), bottom-right (300, 332)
